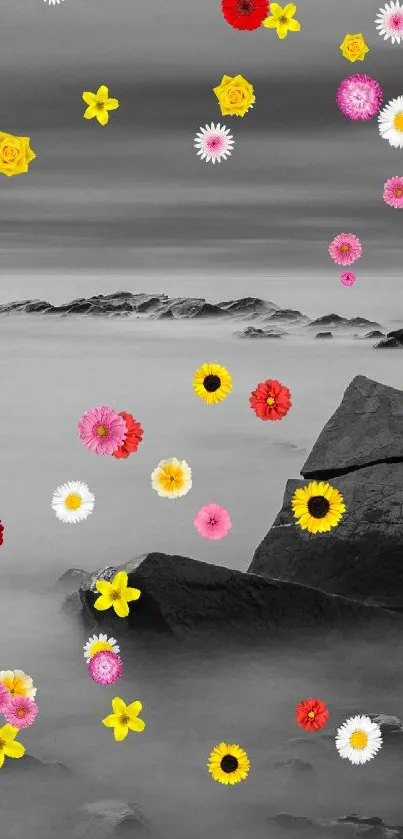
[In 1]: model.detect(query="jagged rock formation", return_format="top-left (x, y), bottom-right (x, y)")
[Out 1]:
top-left (375, 328), bottom-right (403, 348)
top-left (309, 314), bottom-right (381, 329)
top-left (235, 326), bottom-right (285, 339)
top-left (270, 813), bottom-right (403, 837)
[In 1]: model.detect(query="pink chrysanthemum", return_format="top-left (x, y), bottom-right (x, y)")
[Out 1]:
top-left (4, 695), bottom-right (38, 729)
top-left (78, 405), bottom-right (127, 456)
top-left (0, 682), bottom-right (11, 713)
top-left (340, 271), bottom-right (357, 286)
top-left (193, 504), bottom-right (232, 540)
top-left (328, 233), bottom-right (362, 266)
top-left (336, 74), bottom-right (383, 121)
top-left (383, 176), bottom-right (403, 208)
top-left (88, 650), bottom-right (123, 685)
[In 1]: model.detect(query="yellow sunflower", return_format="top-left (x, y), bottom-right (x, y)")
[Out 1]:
top-left (291, 481), bottom-right (346, 534)
top-left (207, 742), bottom-right (250, 785)
top-left (193, 363), bottom-right (232, 405)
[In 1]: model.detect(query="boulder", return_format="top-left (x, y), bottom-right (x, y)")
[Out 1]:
top-left (64, 800), bottom-right (149, 839)
top-left (364, 330), bottom-right (384, 339)
top-left (374, 337), bottom-right (402, 349)
top-left (315, 331), bottom-right (333, 339)
top-left (234, 326), bottom-right (284, 339)
top-left (270, 813), bottom-right (403, 837)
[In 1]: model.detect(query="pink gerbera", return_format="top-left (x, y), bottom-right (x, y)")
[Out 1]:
top-left (340, 271), bottom-right (356, 286)
top-left (328, 233), bottom-right (362, 266)
top-left (0, 682), bottom-right (11, 713)
top-left (336, 74), bottom-right (383, 121)
top-left (193, 504), bottom-right (232, 540)
top-left (4, 696), bottom-right (38, 729)
top-left (88, 650), bottom-right (123, 685)
top-left (383, 176), bottom-right (403, 208)
top-left (78, 405), bottom-right (127, 456)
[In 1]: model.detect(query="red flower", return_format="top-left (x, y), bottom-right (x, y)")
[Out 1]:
top-left (295, 698), bottom-right (329, 732)
top-left (0, 520), bottom-right (3, 546)
top-left (222, 0), bottom-right (269, 31)
top-left (249, 378), bottom-right (291, 421)
top-left (112, 412), bottom-right (144, 459)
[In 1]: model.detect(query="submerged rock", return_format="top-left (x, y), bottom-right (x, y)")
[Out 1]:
top-left (374, 336), bottom-right (402, 349)
top-left (65, 800), bottom-right (149, 839)
top-left (235, 326), bottom-right (284, 339)
top-left (270, 813), bottom-right (403, 837)
top-left (315, 331), bottom-right (333, 339)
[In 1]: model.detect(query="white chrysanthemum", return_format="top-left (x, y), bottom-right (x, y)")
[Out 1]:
top-left (151, 458), bottom-right (192, 499)
top-left (194, 123), bottom-right (234, 164)
top-left (378, 95), bottom-right (403, 147)
top-left (375, 1), bottom-right (403, 43)
top-left (335, 715), bottom-right (382, 765)
top-left (51, 480), bottom-right (95, 524)
top-left (83, 634), bottom-right (120, 661)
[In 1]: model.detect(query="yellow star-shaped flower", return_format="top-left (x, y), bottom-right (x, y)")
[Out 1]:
top-left (94, 571), bottom-right (141, 618)
top-left (102, 697), bottom-right (146, 742)
top-left (82, 85), bottom-right (120, 126)
top-left (263, 3), bottom-right (301, 39)
top-left (0, 725), bottom-right (25, 769)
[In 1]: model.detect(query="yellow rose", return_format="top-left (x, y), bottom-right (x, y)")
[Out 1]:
top-left (0, 132), bottom-right (36, 178)
top-left (213, 74), bottom-right (255, 118)
top-left (340, 33), bottom-right (369, 63)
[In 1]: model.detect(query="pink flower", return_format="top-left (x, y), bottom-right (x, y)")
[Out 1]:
top-left (4, 696), bottom-right (38, 729)
top-left (328, 233), bottom-right (362, 266)
top-left (383, 176), bottom-right (403, 208)
top-left (340, 271), bottom-right (356, 286)
top-left (336, 74), bottom-right (383, 121)
top-left (193, 504), bottom-right (232, 540)
top-left (88, 650), bottom-right (123, 685)
top-left (0, 682), bottom-right (11, 713)
top-left (78, 406), bottom-right (127, 456)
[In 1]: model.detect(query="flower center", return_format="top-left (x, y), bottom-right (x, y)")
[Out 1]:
top-left (220, 754), bottom-right (239, 773)
top-left (349, 730), bottom-right (368, 750)
top-left (203, 375), bottom-right (221, 393)
top-left (90, 641), bottom-right (112, 656)
top-left (0, 739), bottom-right (5, 750)
top-left (96, 424), bottom-right (107, 437)
top-left (391, 12), bottom-right (403, 27)
top-left (340, 244), bottom-right (350, 253)
top-left (279, 14), bottom-right (288, 23)
top-left (65, 493), bottom-right (82, 510)
top-left (110, 590), bottom-right (121, 602)
top-left (96, 102), bottom-right (105, 111)
top-left (3, 145), bottom-right (19, 162)
top-left (395, 187), bottom-right (403, 197)
top-left (237, 0), bottom-right (253, 13)
top-left (207, 136), bottom-right (222, 150)
top-left (266, 396), bottom-right (276, 406)
top-left (394, 112), bottom-right (403, 132)
top-left (209, 517), bottom-right (217, 526)
top-left (17, 708), bottom-right (26, 718)
top-left (308, 710), bottom-right (316, 719)
top-left (307, 496), bottom-right (330, 519)
top-left (119, 714), bottom-right (130, 725)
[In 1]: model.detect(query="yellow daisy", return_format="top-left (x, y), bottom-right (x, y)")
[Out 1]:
top-left (94, 571), bottom-right (141, 618)
top-left (82, 85), bottom-right (120, 126)
top-left (102, 696), bottom-right (145, 742)
top-left (0, 725), bottom-right (25, 769)
top-left (193, 363), bottom-right (232, 405)
top-left (263, 3), bottom-right (301, 39)
top-left (151, 458), bottom-right (192, 499)
top-left (207, 743), bottom-right (250, 785)
top-left (291, 481), bottom-right (346, 534)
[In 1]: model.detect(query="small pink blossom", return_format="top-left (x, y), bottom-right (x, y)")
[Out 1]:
top-left (336, 74), bottom-right (383, 121)
top-left (340, 271), bottom-right (356, 286)
top-left (0, 682), bottom-right (11, 713)
top-left (328, 233), bottom-right (362, 266)
top-left (78, 405), bottom-right (127, 456)
top-left (193, 504), bottom-right (232, 540)
top-left (88, 650), bottom-right (123, 685)
top-left (4, 696), bottom-right (38, 729)
top-left (383, 176), bottom-right (403, 208)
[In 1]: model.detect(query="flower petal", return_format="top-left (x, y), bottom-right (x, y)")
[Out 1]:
top-left (113, 598), bottom-right (129, 618)
top-left (126, 700), bottom-right (142, 717)
top-left (114, 723), bottom-right (128, 742)
top-left (95, 580), bottom-right (112, 595)
top-left (96, 109), bottom-right (109, 126)
top-left (105, 98), bottom-right (119, 111)
top-left (127, 717), bottom-right (146, 733)
top-left (123, 587), bottom-right (141, 603)
top-left (288, 17), bottom-right (301, 30)
top-left (262, 15), bottom-right (278, 27)
top-left (269, 2), bottom-right (282, 16)
top-left (83, 105), bottom-right (97, 120)
top-left (102, 714), bottom-right (117, 728)
top-left (82, 91), bottom-right (96, 105)
top-left (283, 3), bottom-right (296, 17)
top-left (277, 22), bottom-right (289, 37)
top-left (94, 594), bottom-right (112, 611)
top-left (112, 697), bottom-right (127, 716)
top-left (4, 741), bottom-right (25, 759)
top-left (112, 571), bottom-right (128, 593)
top-left (96, 85), bottom-right (109, 101)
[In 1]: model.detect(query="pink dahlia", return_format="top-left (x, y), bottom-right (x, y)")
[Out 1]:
top-left (78, 406), bottom-right (127, 456)
top-left (383, 176), bottom-right (403, 208)
top-left (336, 74), bottom-right (383, 121)
top-left (0, 682), bottom-right (11, 713)
top-left (328, 233), bottom-right (362, 266)
top-left (193, 504), bottom-right (232, 540)
top-left (340, 271), bottom-right (356, 286)
top-left (88, 650), bottom-right (123, 685)
top-left (4, 695), bottom-right (38, 729)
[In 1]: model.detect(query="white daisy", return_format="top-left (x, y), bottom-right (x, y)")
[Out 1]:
top-left (51, 480), bottom-right (95, 524)
top-left (335, 715), bottom-right (382, 765)
top-left (375, 1), bottom-right (403, 43)
top-left (194, 122), bottom-right (234, 164)
top-left (378, 96), bottom-right (403, 147)
top-left (44, 0), bottom-right (65, 5)
top-left (83, 633), bottom-right (120, 661)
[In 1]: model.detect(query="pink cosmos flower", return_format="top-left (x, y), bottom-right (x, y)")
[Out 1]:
top-left (0, 682), bottom-right (11, 713)
top-left (88, 650), bottom-right (123, 685)
top-left (336, 75), bottom-right (383, 121)
top-left (4, 696), bottom-right (38, 729)
top-left (78, 406), bottom-right (127, 456)
top-left (340, 271), bottom-right (356, 286)
top-left (328, 233), bottom-right (362, 266)
top-left (193, 504), bottom-right (232, 540)
top-left (383, 176), bottom-right (403, 208)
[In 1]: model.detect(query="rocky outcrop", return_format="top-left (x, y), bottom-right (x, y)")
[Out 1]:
top-left (375, 336), bottom-right (402, 348)
top-left (270, 813), bottom-right (403, 837)
top-left (309, 314), bottom-right (381, 329)
top-left (249, 376), bottom-right (403, 611)
top-left (234, 326), bottom-right (284, 339)
top-left (63, 800), bottom-right (150, 839)
top-left (315, 331), bottom-right (333, 339)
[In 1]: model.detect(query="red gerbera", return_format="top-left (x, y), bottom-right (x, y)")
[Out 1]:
top-left (112, 412), bottom-right (144, 459)
top-left (0, 520), bottom-right (3, 546)
top-left (295, 698), bottom-right (329, 732)
top-left (222, 0), bottom-right (269, 31)
top-left (249, 378), bottom-right (292, 421)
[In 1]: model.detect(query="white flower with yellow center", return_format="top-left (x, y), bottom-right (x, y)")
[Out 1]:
top-left (378, 95), bottom-right (403, 147)
top-left (0, 670), bottom-right (37, 699)
top-left (51, 481), bottom-right (95, 524)
top-left (83, 634), bottom-right (120, 661)
top-left (44, 0), bottom-right (65, 5)
top-left (151, 458), bottom-right (192, 499)
top-left (335, 715), bottom-right (382, 764)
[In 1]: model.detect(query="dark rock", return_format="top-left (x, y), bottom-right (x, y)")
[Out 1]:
top-left (218, 296), bottom-right (277, 315)
top-left (52, 568), bottom-right (91, 593)
top-left (270, 813), bottom-right (403, 837)
top-left (24, 300), bottom-right (53, 313)
top-left (369, 714), bottom-right (403, 742)
top-left (374, 337), bottom-right (402, 349)
top-left (387, 328), bottom-right (403, 344)
top-left (315, 331), bottom-right (333, 339)
top-left (65, 800), bottom-right (149, 839)
top-left (235, 326), bottom-right (284, 339)
top-left (268, 308), bottom-right (307, 322)
top-left (2, 754), bottom-right (71, 774)
top-left (364, 330), bottom-right (385, 339)
top-left (310, 314), bottom-right (381, 329)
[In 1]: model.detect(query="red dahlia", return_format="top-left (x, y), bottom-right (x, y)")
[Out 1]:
top-left (295, 698), bottom-right (329, 732)
top-left (249, 378), bottom-right (291, 421)
top-left (0, 520), bottom-right (3, 546)
top-left (113, 412), bottom-right (144, 459)
top-left (222, 0), bottom-right (269, 31)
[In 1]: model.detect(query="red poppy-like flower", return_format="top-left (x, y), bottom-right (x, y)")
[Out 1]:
top-left (222, 0), bottom-right (269, 31)
top-left (249, 378), bottom-right (291, 421)
top-left (113, 412), bottom-right (144, 459)
top-left (0, 520), bottom-right (3, 546)
top-left (295, 698), bottom-right (329, 732)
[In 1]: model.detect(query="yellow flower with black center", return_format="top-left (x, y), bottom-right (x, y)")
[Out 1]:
top-left (207, 743), bottom-right (250, 785)
top-left (193, 363), bottom-right (232, 405)
top-left (291, 481), bottom-right (346, 534)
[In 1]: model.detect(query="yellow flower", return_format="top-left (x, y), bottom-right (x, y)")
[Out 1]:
top-left (151, 458), bottom-right (192, 499)
top-left (82, 85), bottom-right (120, 126)
top-left (213, 74), bottom-right (255, 117)
top-left (207, 743), bottom-right (250, 785)
top-left (340, 33), bottom-right (369, 62)
top-left (94, 570), bottom-right (141, 618)
top-left (102, 696), bottom-right (145, 742)
top-left (263, 3), bottom-right (301, 39)
top-left (291, 481), bottom-right (346, 534)
top-left (0, 670), bottom-right (37, 699)
top-left (193, 363), bottom-right (232, 405)
top-left (0, 724), bottom-right (25, 769)
top-left (0, 132), bottom-right (36, 178)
